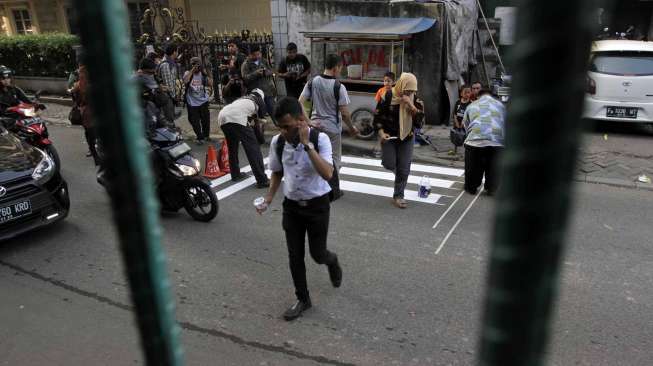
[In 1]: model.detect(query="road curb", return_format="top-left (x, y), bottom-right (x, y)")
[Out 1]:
top-left (576, 174), bottom-right (653, 191)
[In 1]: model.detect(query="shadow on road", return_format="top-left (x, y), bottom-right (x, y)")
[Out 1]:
top-left (585, 119), bottom-right (653, 137)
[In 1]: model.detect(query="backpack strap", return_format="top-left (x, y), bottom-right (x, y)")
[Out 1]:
top-left (333, 79), bottom-right (341, 125)
top-left (309, 128), bottom-right (320, 152)
top-left (275, 134), bottom-right (286, 176)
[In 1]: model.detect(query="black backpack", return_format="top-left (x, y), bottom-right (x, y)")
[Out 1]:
top-left (274, 128), bottom-right (338, 202)
top-left (305, 75), bottom-right (342, 125)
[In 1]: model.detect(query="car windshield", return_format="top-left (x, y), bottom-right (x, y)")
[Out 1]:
top-left (589, 51), bottom-right (653, 76)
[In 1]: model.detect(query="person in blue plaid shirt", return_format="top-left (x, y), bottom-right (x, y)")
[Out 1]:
top-left (462, 87), bottom-right (506, 196)
top-left (157, 44), bottom-right (180, 103)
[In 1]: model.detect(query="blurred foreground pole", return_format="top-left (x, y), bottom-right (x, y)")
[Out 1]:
top-left (478, 0), bottom-right (610, 365)
top-left (73, 1), bottom-right (183, 365)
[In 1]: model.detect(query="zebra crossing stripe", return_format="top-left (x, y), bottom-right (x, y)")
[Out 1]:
top-left (341, 156), bottom-right (465, 178)
top-left (339, 181), bottom-right (444, 205)
top-left (210, 158), bottom-right (270, 188)
top-left (339, 167), bottom-right (458, 189)
top-left (215, 170), bottom-right (272, 200)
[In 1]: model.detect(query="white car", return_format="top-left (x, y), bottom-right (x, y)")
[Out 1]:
top-left (584, 40), bottom-right (653, 124)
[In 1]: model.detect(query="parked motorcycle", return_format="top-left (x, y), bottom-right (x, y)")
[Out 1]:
top-left (96, 126), bottom-right (219, 222)
top-left (0, 94), bottom-right (60, 169)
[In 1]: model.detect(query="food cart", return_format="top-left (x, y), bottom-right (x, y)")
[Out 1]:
top-left (301, 16), bottom-right (437, 139)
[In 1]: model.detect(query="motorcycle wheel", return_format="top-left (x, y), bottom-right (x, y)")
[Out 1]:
top-left (351, 108), bottom-right (377, 140)
top-left (182, 178), bottom-right (218, 222)
top-left (45, 145), bottom-right (61, 170)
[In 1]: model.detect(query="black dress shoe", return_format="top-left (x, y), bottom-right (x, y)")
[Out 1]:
top-left (231, 173), bottom-right (248, 182)
top-left (256, 180), bottom-right (270, 189)
top-left (283, 299), bottom-right (312, 321)
top-left (328, 257), bottom-right (342, 288)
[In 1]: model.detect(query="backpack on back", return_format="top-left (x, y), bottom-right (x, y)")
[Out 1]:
top-left (305, 75), bottom-right (341, 125)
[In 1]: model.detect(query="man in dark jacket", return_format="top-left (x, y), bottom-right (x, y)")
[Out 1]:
top-left (241, 45), bottom-right (276, 119)
top-left (0, 66), bottom-right (31, 110)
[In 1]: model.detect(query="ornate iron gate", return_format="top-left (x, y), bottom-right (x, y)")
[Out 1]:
top-left (134, 0), bottom-right (275, 101)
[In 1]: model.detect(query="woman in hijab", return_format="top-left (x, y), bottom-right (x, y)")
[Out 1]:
top-left (374, 72), bottom-right (420, 209)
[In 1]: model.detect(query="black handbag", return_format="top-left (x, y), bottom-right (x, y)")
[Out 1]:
top-left (450, 127), bottom-right (466, 147)
top-left (68, 105), bottom-right (82, 126)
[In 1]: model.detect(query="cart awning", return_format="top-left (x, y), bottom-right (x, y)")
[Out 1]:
top-left (301, 16), bottom-right (436, 40)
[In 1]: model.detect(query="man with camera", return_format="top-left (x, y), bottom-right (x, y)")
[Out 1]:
top-left (241, 45), bottom-right (276, 120)
top-left (182, 57), bottom-right (213, 144)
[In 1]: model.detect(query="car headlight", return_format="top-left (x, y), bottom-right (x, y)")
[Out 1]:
top-left (32, 149), bottom-right (55, 183)
top-left (175, 163), bottom-right (198, 176)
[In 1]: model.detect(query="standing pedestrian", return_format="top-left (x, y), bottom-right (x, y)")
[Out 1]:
top-left (298, 54), bottom-right (359, 199)
top-left (219, 40), bottom-right (247, 104)
top-left (70, 63), bottom-right (99, 166)
top-left (372, 71), bottom-right (396, 157)
top-left (157, 44), bottom-right (180, 121)
top-left (277, 43), bottom-right (311, 99)
top-left (375, 73), bottom-right (420, 209)
top-left (218, 88), bottom-right (270, 187)
top-left (451, 85), bottom-right (472, 153)
top-left (462, 87), bottom-right (506, 196)
top-left (470, 82), bottom-right (482, 101)
top-left (241, 45), bottom-right (276, 119)
top-left (183, 57), bottom-right (213, 144)
top-left (137, 57), bottom-right (175, 128)
top-left (257, 97), bottom-right (342, 321)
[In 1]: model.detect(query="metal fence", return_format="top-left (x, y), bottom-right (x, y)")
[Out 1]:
top-left (133, 1), bottom-right (274, 87)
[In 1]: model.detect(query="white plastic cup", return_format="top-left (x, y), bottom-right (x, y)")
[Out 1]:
top-left (254, 197), bottom-right (268, 212)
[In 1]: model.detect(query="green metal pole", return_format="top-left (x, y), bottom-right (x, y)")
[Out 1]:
top-left (477, 0), bottom-right (611, 365)
top-left (73, 1), bottom-right (183, 365)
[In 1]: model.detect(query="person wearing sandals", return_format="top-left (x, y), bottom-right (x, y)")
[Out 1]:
top-left (375, 73), bottom-right (420, 209)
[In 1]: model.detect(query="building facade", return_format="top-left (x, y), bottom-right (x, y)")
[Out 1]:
top-left (1, 0), bottom-right (271, 38)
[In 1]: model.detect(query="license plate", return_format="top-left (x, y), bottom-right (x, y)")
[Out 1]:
top-left (606, 106), bottom-right (638, 119)
top-left (168, 143), bottom-right (191, 159)
top-left (0, 200), bottom-right (32, 224)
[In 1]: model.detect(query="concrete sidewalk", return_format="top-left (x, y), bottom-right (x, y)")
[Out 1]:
top-left (40, 100), bottom-right (653, 191)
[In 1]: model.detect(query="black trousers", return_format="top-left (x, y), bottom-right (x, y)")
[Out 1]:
top-left (220, 123), bottom-right (268, 183)
top-left (84, 125), bottom-right (99, 166)
top-left (187, 102), bottom-right (210, 140)
top-left (282, 194), bottom-right (337, 302)
top-left (464, 145), bottom-right (503, 194)
top-left (381, 135), bottom-right (414, 199)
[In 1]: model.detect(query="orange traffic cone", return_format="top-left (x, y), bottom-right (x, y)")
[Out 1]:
top-left (218, 139), bottom-right (231, 174)
top-left (204, 144), bottom-right (226, 178)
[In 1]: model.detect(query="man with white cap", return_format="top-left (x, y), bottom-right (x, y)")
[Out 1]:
top-left (218, 88), bottom-right (270, 188)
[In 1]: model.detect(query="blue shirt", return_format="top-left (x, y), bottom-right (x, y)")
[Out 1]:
top-left (268, 130), bottom-right (333, 200)
top-left (463, 95), bottom-right (506, 147)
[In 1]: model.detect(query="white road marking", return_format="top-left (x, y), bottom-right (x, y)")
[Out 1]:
top-left (435, 188), bottom-right (483, 255)
top-left (432, 190), bottom-right (466, 229)
top-left (341, 156), bottom-right (465, 177)
top-left (340, 181), bottom-right (444, 205)
top-left (215, 170), bottom-right (272, 200)
top-left (210, 158), bottom-right (269, 188)
top-left (340, 167), bottom-right (457, 189)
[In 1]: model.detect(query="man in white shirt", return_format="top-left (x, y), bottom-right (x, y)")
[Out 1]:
top-left (218, 89), bottom-right (270, 188)
top-left (257, 97), bottom-right (343, 321)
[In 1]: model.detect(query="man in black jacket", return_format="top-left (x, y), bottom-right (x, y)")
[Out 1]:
top-left (0, 66), bottom-right (31, 110)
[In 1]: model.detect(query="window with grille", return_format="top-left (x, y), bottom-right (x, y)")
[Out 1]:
top-left (12, 9), bottom-right (33, 35)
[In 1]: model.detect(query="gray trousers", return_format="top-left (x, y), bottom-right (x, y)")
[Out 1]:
top-left (323, 130), bottom-right (342, 171)
top-left (381, 136), bottom-right (414, 198)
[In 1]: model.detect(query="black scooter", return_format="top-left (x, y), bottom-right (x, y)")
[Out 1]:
top-left (96, 125), bottom-right (219, 222)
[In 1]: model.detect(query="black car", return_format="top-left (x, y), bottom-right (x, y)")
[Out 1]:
top-left (0, 125), bottom-right (69, 241)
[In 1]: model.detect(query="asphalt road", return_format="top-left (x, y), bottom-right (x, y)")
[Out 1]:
top-left (0, 125), bottom-right (651, 365)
